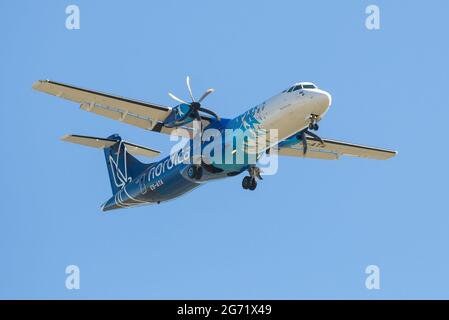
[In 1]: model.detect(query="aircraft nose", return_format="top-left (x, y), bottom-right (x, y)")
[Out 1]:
top-left (314, 90), bottom-right (332, 115)
top-left (319, 90), bottom-right (332, 108)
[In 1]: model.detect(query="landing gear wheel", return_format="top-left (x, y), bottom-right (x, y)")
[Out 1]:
top-left (249, 178), bottom-right (257, 191)
top-left (308, 114), bottom-right (319, 131)
top-left (187, 166), bottom-right (196, 179)
top-left (242, 176), bottom-right (252, 189)
top-left (195, 166), bottom-right (203, 180)
top-left (187, 165), bottom-right (203, 180)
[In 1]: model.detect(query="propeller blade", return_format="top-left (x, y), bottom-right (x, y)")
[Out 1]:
top-left (301, 131), bottom-right (308, 155)
top-left (168, 92), bottom-right (188, 105)
top-left (186, 76), bottom-right (195, 102)
top-left (170, 77), bottom-right (220, 125)
top-left (305, 130), bottom-right (324, 146)
top-left (198, 88), bottom-right (215, 103)
top-left (198, 107), bottom-right (221, 120)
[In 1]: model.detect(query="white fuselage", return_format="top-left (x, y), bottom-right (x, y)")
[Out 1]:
top-left (263, 89), bottom-right (330, 138)
top-left (239, 84), bottom-right (332, 154)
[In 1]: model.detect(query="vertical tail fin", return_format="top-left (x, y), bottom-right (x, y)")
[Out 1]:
top-left (61, 133), bottom-right (160, 197)
top-left (103, 134), bottom-right (148, 195)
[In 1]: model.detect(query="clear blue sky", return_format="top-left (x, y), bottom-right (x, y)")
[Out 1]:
top-left (1, 0), bottom-right (448, 299)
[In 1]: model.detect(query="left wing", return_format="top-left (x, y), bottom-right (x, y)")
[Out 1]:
top-left (32, 80), bottom-right (212, 138)
top-left (277, 137), bottom-right (397, 160)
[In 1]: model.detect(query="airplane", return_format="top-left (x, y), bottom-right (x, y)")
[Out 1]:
top-left (32, 77), bottom-right (397, 211)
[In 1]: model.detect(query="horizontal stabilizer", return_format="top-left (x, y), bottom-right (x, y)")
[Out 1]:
top-left (61, 134), bottom-right (161, 158)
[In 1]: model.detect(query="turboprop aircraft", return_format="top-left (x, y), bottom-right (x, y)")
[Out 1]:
top-left (32, 77), bottom-right (396, 211)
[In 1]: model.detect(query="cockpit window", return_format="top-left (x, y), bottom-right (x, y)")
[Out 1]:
top-left (284, 83), bottom-right (317, 93)
top-left (303, 84), bottom-right (316, 89)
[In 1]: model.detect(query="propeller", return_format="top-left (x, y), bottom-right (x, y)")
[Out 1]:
top-left (168, 76), bottom-right (220, 129)
top-left (297, 129), bottom-right (325, 155)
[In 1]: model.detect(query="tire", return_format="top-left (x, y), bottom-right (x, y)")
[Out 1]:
top-left (249, 178), bottom-right (257, 191)
top-left (187, 166), bottom-right (196, 179)
top-left (242, 176), bottom-right (251, 189)
top-left (313, 123), bottom-right (319, 131)
top-left (195, 166), bottom-right (203, 180)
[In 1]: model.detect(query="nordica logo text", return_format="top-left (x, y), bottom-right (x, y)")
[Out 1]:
top-left (147, 147), bottom-right (191, 182)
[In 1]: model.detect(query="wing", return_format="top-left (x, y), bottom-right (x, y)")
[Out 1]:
top-left (32, 80), bottom-right (212, 138)
top-left (277, 137), bottom-right (397, 160)
top-left (61, 134), bottom-right (161, 158)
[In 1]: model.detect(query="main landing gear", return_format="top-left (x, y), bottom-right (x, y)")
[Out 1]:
top-left (242, 176), bottom-right (257, 190)
top-left (242, 167), bottom-right (262, 191)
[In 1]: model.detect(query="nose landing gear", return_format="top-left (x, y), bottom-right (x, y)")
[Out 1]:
top-left (242, 167), bottom-right (262, 191)
top-left (308, 114), bottom-right (320, 131)
top-left (298, 114), bottom-right (325, 155)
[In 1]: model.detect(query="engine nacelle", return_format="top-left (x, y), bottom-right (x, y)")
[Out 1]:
top-left (163, 103), bottom-right (193, 128)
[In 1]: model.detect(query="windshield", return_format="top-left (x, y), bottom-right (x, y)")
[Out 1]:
top-left (302, 84), bottom-right (316, 89)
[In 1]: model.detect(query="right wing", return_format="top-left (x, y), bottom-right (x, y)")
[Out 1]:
top-left (277, 137), bottom-right (397, 160)
top-left (33, 80), bottom-right (212, 138)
